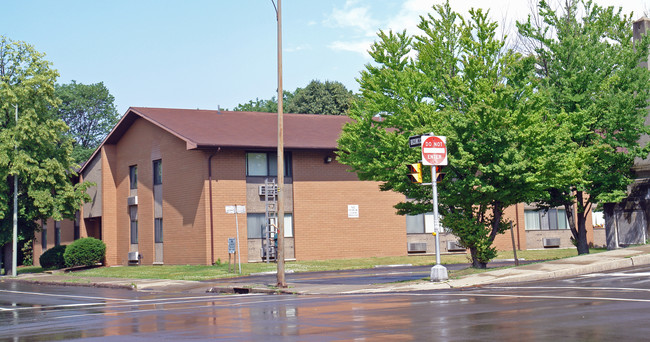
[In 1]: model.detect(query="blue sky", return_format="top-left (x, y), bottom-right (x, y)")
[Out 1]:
top-left (4, 0), bottom-right (649, 115)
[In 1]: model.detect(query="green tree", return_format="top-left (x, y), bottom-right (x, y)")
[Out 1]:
top-left (233, 90), bottom-right (295, 113)
top-left (0, 36), bottom-right (90, 271)
top-left (53, 80), bottom-right (119, 163)
top-left (518, 0), bottom-right (650, 254)
top-left (233, 80), bottom-right (354, 115)
top-left (337, 2), bottom-right (553, 268)
top-left (286, 80), bottom-right (355, 115)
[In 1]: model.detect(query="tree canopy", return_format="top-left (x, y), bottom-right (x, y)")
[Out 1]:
top-left (0, 36), bottom-right (89, 250)
top-left (234, 80), bottom-right (355, 115)
top-left (337, 2), bottom-right (556, 268)
top-left (52, 80), bottom-right (120, 163)
top-left (517, 0), bottom-right (650, 254)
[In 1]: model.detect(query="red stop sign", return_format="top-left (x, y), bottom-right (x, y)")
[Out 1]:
top-left (421, 136), bottom-right (447, 165)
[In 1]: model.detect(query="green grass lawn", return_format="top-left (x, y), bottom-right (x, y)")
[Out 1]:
top-left (57, 247), bottom-right (603, 281)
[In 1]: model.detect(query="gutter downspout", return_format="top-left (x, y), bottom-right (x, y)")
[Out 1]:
top-left (208, 151), bottom-right (217, 265)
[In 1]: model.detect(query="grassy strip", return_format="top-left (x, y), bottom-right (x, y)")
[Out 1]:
top-left (60, 248), bottom-right (603, 281)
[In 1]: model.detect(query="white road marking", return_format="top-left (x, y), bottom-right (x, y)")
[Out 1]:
top-left (580, 272), bottom-right (650, 277)
top-left (51, 295), bottom-right (303, 320)
top-left (486, 286), bottom-right (650, 292)
top-left (0, 290), bottom-right (267, 312)
top-left (0, 289), bottom-right (129, 301)
top-left (399, 292), bottom-right (650, 303)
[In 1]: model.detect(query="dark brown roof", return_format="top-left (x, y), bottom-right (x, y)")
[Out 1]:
top-left (83, 107), bottom-right (351, 173)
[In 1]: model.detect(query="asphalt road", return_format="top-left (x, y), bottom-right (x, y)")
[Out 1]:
top-left (3, 265), bottom-right (650, 341)
top-left (209, 260), bottom-right (532, 287)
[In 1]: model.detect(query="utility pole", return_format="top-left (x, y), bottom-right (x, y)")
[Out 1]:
top-left (12, 104), bottom-right (18, 277)
top-left (273, 0), bottom-right (286, 288)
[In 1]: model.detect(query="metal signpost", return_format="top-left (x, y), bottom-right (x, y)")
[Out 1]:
top-left (421, 135), bottom-right (449, 282)
top-left (225, 205), bottom-right (245, 274)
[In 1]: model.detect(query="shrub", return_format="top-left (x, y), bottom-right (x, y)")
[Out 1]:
top-left (64, 237), bottom-right (106, 267)
top-left (39, 245), bottom-right (67, 269)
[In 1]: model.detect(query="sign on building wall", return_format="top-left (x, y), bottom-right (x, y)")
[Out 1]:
top-left (225, 205), bottom-right (246, 214)
top-left (348, 205), bottom-right (359, 218)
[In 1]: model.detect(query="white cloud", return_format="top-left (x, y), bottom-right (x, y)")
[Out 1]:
top-left (324, 0), bottom-right (379, 37)
top-left (285, 44), bottom-right (310, 53)
top-left (328, 40), bottom-right (374, 58)
top-left (386, 0), bottom-right (435, 34)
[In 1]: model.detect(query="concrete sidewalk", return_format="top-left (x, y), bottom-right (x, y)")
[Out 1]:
top-left (7, 244), bottom-right (650, 295)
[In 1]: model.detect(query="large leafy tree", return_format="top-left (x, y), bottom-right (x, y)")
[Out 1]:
top-left (0, 36), bottom-right (89, 271)
top-left (53, 80), bottom-right (119, 163)
top-left (286, 80), bottom-right (355, 115)
top-left (337, 2), bottom-right (555, 268)
top-left (518, 0), bottom-right (650, 254)
top-left (233, 90), bottom-right (294, 113)
top-left (234, 80), bottom-right (354, 115)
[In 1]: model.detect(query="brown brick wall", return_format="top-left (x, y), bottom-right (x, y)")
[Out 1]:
top-left (292, 151), bottom-right (406, 260)
top-left (32, 218), bottom-right (76, 267)
top-left (207, 150), bottom-right (247, 264)
top-left (102, 145), bottom-right (119, 265)
top-left (108, 118), bottom-right (214, 265)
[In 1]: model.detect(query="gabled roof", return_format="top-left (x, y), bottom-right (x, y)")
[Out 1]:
top-left (81, 107), bottom-right (351, 173)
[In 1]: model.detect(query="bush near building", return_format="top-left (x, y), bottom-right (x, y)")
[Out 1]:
top-left (39, 245), bottom-right (67, 269)
top-left (63, 238), bottom-right (106, 267)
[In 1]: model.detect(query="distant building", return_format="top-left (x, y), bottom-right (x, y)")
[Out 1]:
top-left (604, 18), bottom-right (650, 249)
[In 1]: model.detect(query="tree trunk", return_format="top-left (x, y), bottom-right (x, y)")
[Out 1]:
top-left (469, 246), bottom-right (487, 269)
top-left (2, 244), bottom-right (13, 276)
top-left (575, 191), bottom-right (590, 255)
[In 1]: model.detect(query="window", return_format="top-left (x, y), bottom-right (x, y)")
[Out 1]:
top-left (246, 152), bottom-right (292, 177)
top-left (406, 214), bottom-right (425, 234)
top-left (247, 213), bottom-right (293, 238)
top-left (41, 220), bottom-right (47, 250)
top-left (407, 213), bottom-right (446, 234)
top-left (55, 221), bottom-right (61, 246)
top-left (130, 206), bottom-right (138, 244)
top-left (525, 208), bottom-right (569, 230)
top-left (155, 218), bottom-right (163, 243)
top-left (129, 165), bottom-right (138, 189)
top-left (592, 211), bottom-right (604, 228)
top-left (153, 160), bottom-right (162, 185)
top-left (74, 211), bottom-right (80, 240)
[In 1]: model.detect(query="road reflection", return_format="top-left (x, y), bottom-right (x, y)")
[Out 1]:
top-left (3, 278), bottom-right (650, 341)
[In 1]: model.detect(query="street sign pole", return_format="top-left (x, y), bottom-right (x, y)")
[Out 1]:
top-left (421, 135), bottom-right (448, 282)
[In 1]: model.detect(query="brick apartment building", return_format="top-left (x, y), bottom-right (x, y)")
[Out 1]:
top-left (32, 107), bottom-right (602, 266)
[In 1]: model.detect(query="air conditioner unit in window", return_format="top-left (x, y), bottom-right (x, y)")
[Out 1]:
top-left (447, 241), bottom-right (466, 252)
top-left (258, 185), bottom-right (278, 196)
top-left (408, 242), bottom-right (427, 253)
top-left (127, 196), bottom-right (138, 206)
top-left (543, 238), bottom-right (561, 248)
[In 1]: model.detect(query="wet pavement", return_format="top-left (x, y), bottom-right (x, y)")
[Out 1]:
top-left (3, 265), bottom-right (650, 341)
top-left (6, 244), bottom-right (650, 295)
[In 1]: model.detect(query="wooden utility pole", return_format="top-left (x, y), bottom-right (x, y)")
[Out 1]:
top-left (274, 0), bottom-right (286, 288)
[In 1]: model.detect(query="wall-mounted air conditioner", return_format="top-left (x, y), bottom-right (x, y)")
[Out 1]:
top-left (127, 196), bottom-right (138, 206)
top-left (447, 241), bottom-right (466, 252)
top-left (128, 251), bottom-right (140, 264)
top-left (543, 238), bottom-right (561, 248)
top-left (408, 242), bottom-right (427, 253)
top-left (258, 185), bottom-right (278, 196)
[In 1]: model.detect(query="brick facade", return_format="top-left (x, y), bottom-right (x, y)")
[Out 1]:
top-left (32, 108), bottom-right (599, 267)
